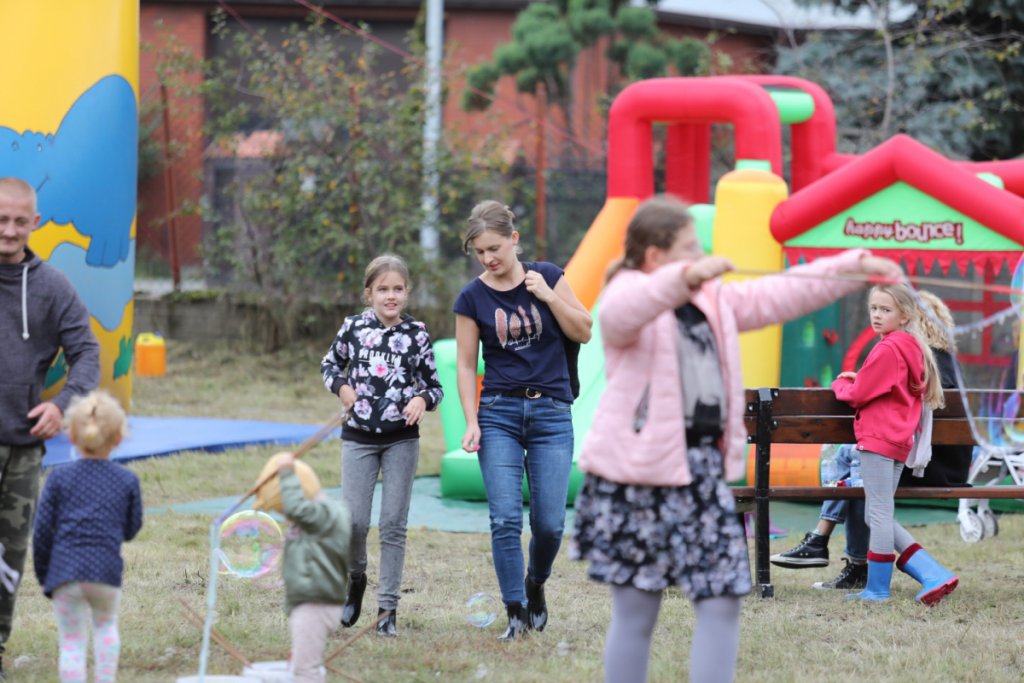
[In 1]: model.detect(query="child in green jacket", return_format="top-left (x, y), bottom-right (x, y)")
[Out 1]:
top-left (255, 452), bottom-right (351, 683)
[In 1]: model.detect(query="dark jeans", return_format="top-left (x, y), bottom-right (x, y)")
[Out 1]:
top-left (477, 394), bottom-right (574, 605)
top-left (818, 444), bottom-right (869, 562)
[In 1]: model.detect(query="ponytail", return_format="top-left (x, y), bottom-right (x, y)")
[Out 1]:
top-left (65, 390), bottom-right (127, 457)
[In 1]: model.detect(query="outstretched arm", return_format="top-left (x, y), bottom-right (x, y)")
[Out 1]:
top-left (724, 250), bottom-right (903, 332)
top-left (599, 257), bottom-right (734, 347)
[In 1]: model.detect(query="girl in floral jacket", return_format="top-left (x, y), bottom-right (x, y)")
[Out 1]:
top-left (320, 254), bottom-right (443, 637)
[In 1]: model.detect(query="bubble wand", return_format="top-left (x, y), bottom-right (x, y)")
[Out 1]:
top-left (197, 410), bottom-right (346, 682)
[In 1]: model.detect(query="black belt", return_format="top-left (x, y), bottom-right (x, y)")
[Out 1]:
top-left (499, 387), bottom-right (544, 399)
top-left (686, 429), bottom-right (722, 445)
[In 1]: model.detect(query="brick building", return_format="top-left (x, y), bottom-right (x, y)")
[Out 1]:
top-left (138, 1), bottom-right (779, 268)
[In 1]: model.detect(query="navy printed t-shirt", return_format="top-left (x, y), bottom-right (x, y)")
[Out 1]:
top-left (453, 261), bottom-right (573, 402)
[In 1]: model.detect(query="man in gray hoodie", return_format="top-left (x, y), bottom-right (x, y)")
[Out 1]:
top-left (0, 177), bottom-right (99, 676)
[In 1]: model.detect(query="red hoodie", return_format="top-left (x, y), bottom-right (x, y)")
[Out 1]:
top-left (831, 330), bottom-right (924, 462)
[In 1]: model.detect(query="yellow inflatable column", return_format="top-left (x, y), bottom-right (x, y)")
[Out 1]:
top-left (711, 163), bottom-right (788, 388)
top-left (2, 1), bottom-right (138, 409)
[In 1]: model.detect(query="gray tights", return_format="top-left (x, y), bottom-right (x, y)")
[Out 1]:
top-left (604, 585), bottom-right (741, 683)
top-left (341, 438), bottom-right (419, 611)
top-left (860, 450), bottom-right (916, 556)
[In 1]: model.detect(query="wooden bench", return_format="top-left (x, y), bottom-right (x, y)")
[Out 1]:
top-left (732, 387), bottom-right (1024, 597)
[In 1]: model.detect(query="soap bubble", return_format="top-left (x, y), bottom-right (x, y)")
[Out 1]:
top-left (465, 592), bottom-right (498, 628)
top-left (217, 510), bottom-right (283, 578)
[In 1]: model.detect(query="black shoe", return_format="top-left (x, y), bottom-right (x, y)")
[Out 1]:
top-left (769, 532), bottom-right (830, 568)
top-left (813, 558), bottom-right (868, 590)
top-left (525, 577), bottom-right (548, 631)
top-left (498, 602), bottom-right (529, 641)
top-left (375, 608), bottom-right (397, 637)
top-left (341, 573), bottom-right (367, 627)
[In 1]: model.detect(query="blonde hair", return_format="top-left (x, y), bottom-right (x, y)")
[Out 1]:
top-left (870, 284), bottom-right (944, 409)
top-left (606, 194), bottom-right (694, 283)
top-left (253, 452), bottom-right (322, 514)
top-left (363, 254), bottom-right (411, 293)
top-left (0, 177), bottom-right (37, 213)
top-left (914, 290), bottom-right (956, 353)
top-left (65, 390), bottom-right (127, 458)
top-left (463, 200), bottom-right (517, 253)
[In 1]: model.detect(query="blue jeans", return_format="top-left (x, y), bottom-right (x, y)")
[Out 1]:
top-left (477, 394), bottom-right (574, 605)
top-left (819, 444), bottom-right (868, 562)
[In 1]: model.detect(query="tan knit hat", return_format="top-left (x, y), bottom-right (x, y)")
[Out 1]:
top-left (253, 452), bottom-right (321, 513)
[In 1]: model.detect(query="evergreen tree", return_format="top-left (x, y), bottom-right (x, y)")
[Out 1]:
top-left (777, 0), bottom-right (1024, 160)
top-left (460, 1), bottom-right (710, 137)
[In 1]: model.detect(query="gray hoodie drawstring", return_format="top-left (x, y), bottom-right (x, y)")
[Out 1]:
top-left (21, 263), bottom-right (29, 340)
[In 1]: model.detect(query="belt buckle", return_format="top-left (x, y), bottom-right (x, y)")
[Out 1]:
top-left (525, 388), bottom-right (542, 399)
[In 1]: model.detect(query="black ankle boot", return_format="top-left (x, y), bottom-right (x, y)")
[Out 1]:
top-left (525, 577), bottom-right (548, 631)
top-left (375, 608), bottom-right (397, 637)
top-left (341, 573), bottom-right (367, 627)
top-left (498, 601), bottom-right (528, 641)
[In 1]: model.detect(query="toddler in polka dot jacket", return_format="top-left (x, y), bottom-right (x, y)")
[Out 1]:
top-left (32, 390), bottom-right (143, 683)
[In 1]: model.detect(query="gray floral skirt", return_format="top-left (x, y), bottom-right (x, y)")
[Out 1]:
top-left (570, 442), bottom-right (752, 600)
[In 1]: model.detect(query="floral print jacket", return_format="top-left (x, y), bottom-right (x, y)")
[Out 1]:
top-left (321, 310), bottom-right (443, 441)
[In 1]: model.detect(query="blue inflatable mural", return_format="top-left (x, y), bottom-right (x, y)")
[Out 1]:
top-left (0, 74), bottom-right (137, 268)
top-left (2, 0), bottom-right (139, 408)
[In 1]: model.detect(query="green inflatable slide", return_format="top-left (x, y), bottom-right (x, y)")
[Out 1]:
top-left (436, 306), bottom-right (605, 504)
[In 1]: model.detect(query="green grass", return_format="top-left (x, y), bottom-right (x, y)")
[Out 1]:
top-left (8, 341), bottom-right (1023, 681)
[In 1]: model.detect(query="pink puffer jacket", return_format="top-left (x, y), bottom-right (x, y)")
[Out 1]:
top-left (578, 249), bottom-right (871, 486)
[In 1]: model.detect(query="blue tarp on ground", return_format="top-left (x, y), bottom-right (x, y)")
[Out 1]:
top-left (43, 416), bottom-right (331, 468)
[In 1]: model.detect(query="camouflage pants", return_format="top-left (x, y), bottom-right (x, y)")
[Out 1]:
top-left (0, 443), bottom-right (43, 653)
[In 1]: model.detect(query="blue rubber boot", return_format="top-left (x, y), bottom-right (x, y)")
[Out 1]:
top-left (897, 544), bottom-right (958, 607)
top-left (844, 553), bottom-right (895, 602)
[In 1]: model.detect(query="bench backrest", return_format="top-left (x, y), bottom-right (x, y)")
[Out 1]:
top-left (741, 387), bottom-right (1024, 598)
top-left (740, 388), bottom-right (1012, 446)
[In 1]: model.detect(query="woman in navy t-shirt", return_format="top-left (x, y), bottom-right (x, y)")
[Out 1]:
top-left (454, 200), bottom-right (592, 640)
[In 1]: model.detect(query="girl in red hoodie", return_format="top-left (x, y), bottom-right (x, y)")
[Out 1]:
top-left (832, 283), bottom-right (958, 605)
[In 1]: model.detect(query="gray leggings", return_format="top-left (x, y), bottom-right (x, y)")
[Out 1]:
top-left (341, 438), bottom-right (419, 611)
top-left (604, 585), bottom-right (741, 683)
top-left (860, 450), bottom-right (916, 556)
